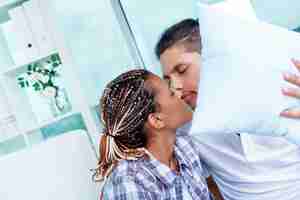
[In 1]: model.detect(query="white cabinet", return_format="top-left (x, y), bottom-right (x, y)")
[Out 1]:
top-left (0, 0), bottom-right (139, 157)
top-left (0, 0), bottom-right (98, 151)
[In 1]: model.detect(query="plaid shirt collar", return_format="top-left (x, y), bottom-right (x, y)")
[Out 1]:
top-left (143, 140), bottom-right (194, 188)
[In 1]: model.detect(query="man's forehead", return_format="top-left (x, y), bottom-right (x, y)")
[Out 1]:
top-left (160, 47), bottom-right (186, 77)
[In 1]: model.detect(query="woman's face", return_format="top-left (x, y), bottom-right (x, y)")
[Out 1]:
top-left (147, 74), bottom-right (193, 130)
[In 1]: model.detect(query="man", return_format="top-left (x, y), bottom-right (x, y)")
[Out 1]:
top-left (155, 19), bottom-right (300, 200)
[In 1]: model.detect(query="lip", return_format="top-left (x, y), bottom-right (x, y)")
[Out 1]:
top-left (181, 91), bottom-right (196, 103)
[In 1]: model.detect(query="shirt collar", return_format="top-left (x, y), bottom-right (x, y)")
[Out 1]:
top-left (144, 151), bottom-right (177, 187)
top-left (143, 139), bottom-right (193, 187)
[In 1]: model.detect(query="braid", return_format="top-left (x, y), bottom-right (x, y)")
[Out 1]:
top-left (94, 69), bottom-right (156, 182)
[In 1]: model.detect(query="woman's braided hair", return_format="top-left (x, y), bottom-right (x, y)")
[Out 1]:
top-left (94, 69), bottom-right (156, 181)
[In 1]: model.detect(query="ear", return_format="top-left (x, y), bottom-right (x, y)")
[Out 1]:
top-left (147, 113), bottom-right (165, 130)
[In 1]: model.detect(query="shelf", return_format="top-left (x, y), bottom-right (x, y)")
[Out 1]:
top-left (0, 0), bottom-right (26, 9)
top-left (0, 0), bottom-right (102, 160)
top-left (0, 132), bottom-right (21, 144)
top-left (40, 112), bottom-right (86, 139)
top-left (89, 104), bottom-right (102, 132)
top-left (0, 111), bottom-right (84, 147)
top-left (0, 49), bottom-right (59, 76)
top-left (0, 111), bottom-right (78, 144)
top-left (21, 111), bottom-right (78, 135)
top-left (0, 114), bottom-right (19, 142)
top-left (0, 134), bottom-right (26, 158)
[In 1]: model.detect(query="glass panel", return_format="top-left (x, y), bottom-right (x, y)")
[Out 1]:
top-left (250, 0), bottom-right (300, 30)
top-left (0, 135), bottom-right (25, 156)
top-left (50, 0), bottom-right (137, 108)
top-left (202, 0), bottom-right (300, 30)
top-left (41, 113), bottom-right (86, 139)
top-left (119, 0), bottom-right (198, 75)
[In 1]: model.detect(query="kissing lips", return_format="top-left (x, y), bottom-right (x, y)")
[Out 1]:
top-left (182, 91), bottom-right (197, 105)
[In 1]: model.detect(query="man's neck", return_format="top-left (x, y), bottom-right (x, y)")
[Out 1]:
top-left (146, 130), bottom-right (176, 169)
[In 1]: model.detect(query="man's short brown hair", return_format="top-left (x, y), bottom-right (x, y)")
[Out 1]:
top-left (155, 18), bottom-right (202, 59)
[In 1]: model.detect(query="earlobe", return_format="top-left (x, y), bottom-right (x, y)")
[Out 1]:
top-left (148, 113), bottom-right (164, 129)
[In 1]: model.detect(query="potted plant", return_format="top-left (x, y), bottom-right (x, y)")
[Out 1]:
top-left (17, 54), bottom-right (71, 116)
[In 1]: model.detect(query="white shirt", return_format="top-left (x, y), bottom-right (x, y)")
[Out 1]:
top-left (178, 123), bottom-right (300, 200)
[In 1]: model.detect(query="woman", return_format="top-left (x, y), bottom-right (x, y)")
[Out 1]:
top-left (95, 69), bottom-right (214, 200)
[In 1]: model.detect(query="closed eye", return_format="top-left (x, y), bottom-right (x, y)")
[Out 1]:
top-left (165, 79), bottom-right (171, 89)
top-left (177, 65), bottom-right (187, 74)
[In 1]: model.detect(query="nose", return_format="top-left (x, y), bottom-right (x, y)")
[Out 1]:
top-left (170, 76), bottom-right (183, 97)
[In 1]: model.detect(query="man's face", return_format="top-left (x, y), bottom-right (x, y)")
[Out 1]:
top-left (160, 45), bottom-right (201, 110)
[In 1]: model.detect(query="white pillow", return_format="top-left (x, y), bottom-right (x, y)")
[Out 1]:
top-left (191, 3), bottom-right (300, 145)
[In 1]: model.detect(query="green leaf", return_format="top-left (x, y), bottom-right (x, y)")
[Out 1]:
top-left (25, 81), bottom-right (29, 87)
top-left (28, 64), bottom-right (32, 71)
top-left (33, 64), bottom-right (36, 72)
top-left (42, 70), bottom-right (49, 75)
top-left (57, 55), bottom-right (62, 64)
top-left (51, 54), bottom-right (58, 62)
top-left (19, 81), bottom-right (25, 88)
top-left (49, 70), bottom-right (59, 77)
top-left (33, 63), bottom-right (41, 72)
top-left (17, 77), bottom-right (24, 81)
top-left (33, 82), bottom-right (41, 90)
top-left (52, 62), bottom-right (59, 68)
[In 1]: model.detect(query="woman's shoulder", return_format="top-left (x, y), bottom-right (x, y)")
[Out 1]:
top-left (176, 135), bottom-right (204, 164)
top-left (108, 158), bottom-right (154, 184)
top-left (176, 134), bottom-right (200, 150)
top-left (102, 159), bottom-right (160, 199)
top-left (109, 159), bottom-right (140, 181)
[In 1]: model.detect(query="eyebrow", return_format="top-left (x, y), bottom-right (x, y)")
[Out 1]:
top-left (163, 75), bottom-right (170, 80)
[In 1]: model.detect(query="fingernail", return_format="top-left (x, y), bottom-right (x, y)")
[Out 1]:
top-left (280, 109), bottom-right (289, 116)
top-left (282, 87), bottom-right (292, 94)
top-left (282, 72), bottom-right (292, 79)
top-left (292, 58), bottom-right (300, 64)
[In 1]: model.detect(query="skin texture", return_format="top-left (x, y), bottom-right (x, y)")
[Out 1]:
top-left (146, 73), bottom-right (193, 131)
top-left (160, 44), bottom-right (201, 110)
top-left (280, 58), bottom-right (300, 118)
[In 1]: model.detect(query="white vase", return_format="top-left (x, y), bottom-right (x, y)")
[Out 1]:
top-left (51, 88), bottom-right (72, 117)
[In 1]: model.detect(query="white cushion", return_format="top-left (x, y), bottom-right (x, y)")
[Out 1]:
top-left (191, 3), bottom-right (300, 145)
top-left (0, 131), bottom-right (99, 200)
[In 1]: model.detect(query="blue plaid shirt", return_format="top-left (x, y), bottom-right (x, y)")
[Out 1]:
top-left (102, 135), bottom-right (214, 200)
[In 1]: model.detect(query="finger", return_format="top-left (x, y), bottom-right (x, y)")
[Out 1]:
top-left (280, 107), bottom-right (300, 118)
top-left (282, 72), bottom-right (300, 87)
top-left (282, 87), bottom-right (300, 99)
top-left (291, 58), bottom-right (300, 72)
